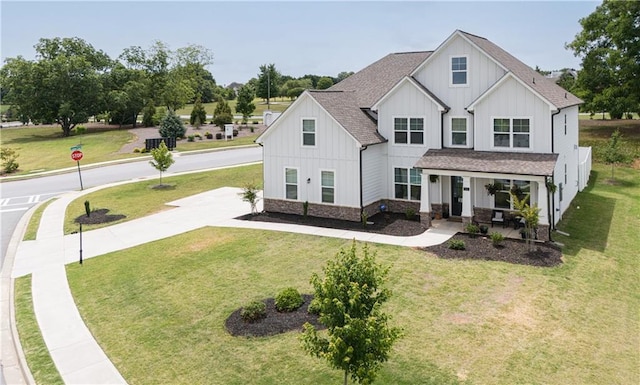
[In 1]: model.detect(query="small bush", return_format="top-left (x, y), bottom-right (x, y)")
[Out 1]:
top-left (233, 129), bottom-right (238, 137)
top-left (490, 232), bottom-right (505, 247)
top-left (465, 223), bottom-right (480, 237)
top-left (204, 131), bottom-right (213, 139)
top-left (215, 132), bottom-right (223, 140)
top-left (405, 208), bottom-right (416, 220)
top-left (252, 120), bottom-right (259, 124)
top-left (140, 148), bottom-right (149, 153)
top-left (133, 148), bottom-right (141, 153)
top-left (194, 133), bottom-right (202, 140)
top-left (75, 125), bottom-right (87, 135)
top-left (308, 298), bottom-right (321, 315)
top-left (1, 147), bottom-right (19, 174)
top-left (240, 300), bottom-right (267, 322)
top-left (187, 135), bottom-right (195, 142)
top-left (275, 287), bottom-right (303, 312)
top-left (479, 224), bottom-right (489, 234)
top-left (448, 239), bottom-right (466, 250)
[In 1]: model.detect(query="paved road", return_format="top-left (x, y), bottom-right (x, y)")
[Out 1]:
top-left (0, 146), bottom-right (262, 270)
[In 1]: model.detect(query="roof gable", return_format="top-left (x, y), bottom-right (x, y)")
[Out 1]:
top-left (255, 91), bottom-right (311, 144)
top-left (371, 76), bottom-right (449, 111)
top-left (466, 72), bottom-right (555, 112)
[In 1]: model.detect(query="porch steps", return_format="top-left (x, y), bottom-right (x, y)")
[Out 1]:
top-left (447, 217), bottom-right (463, 223)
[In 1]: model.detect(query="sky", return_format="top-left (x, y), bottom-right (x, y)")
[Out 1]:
top-left (1, 1), bottom-right (600, 86)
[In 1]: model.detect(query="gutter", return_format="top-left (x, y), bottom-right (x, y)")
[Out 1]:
top-left (359, 145), bottom-right (367, 218)
top-left (550, 108), bottom-right (562, 235)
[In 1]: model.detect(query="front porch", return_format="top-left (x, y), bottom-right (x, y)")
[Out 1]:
top-left (430, 217), bottom-right (533, 241)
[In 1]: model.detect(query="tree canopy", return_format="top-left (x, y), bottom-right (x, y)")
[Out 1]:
top-left (567, 0), bottom-right (640, 118)
top-left (256, 63), bottom-right (280, 105)
top-left (235, 85), bottom-right (256, 124)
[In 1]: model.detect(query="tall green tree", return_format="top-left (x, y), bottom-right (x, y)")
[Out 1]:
top-left (149, 141), bottom-right (174, 185)
top-left (301, 242), bottom-right (401, 385)
top-left (256, 63), bottom-right (280, 106)
top-left (567, 0), bottom-right (640, 118)
top-left (0, 37), bottom-right (111, 136)
top-left (316, 76), bottom-right (334, 90)
top-left (213, 97), bottom-right (233, 128)
top-left (190, 96), bottom-right (207, 128)
top-left (235, 85), bottom-right (255, 125)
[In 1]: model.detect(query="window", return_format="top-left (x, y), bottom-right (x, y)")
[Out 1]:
top-left (451, 56), bottom-right (467, 85)
top-left (394, 117), bottom-right (424, 144)
top-left (494, 179), bottom-right (530, 209)
top-left (493, 118), bottom-right (530, 148)
top-left (285, 168), bottom-right (298, 200)
top-left (302, 119), bottom-right (315, 146)
top-left (321, 171), bottom-right (334, 203)
top-left (451, 117), bottom-right (467, 146)
top-left (394, 168), bottom-right (421, 200)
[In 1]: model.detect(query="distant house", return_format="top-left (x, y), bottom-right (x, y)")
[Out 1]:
top-left (256, 30), bottom-right (591, 241)
top-left (546, 69), bottom-right (578, 84)
top-left (227, 82), bottom-right (243, 94)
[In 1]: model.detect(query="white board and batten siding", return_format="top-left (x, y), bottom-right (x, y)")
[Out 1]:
top-left (551, 105), bottom-right (580, 223)
top-left (361, 144), bottom-right (388, 206)
top-left (412, 34), bottom-right (506, 148)
top-left (473, 76), bottom-right (553, 153)
top-left (260, 94), bottom-right (361, 207)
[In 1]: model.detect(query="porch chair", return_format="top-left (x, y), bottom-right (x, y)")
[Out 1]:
top-left (491, 210), bottom-right (506, 228)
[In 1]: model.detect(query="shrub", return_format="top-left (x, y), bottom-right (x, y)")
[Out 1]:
top-left (240, 300), bottom-right (266, 322)
top-left (140, 148), bottom-right (149, 153)
top-left (252, 120), bottom-right (259, 124)
top-left (448, 239), bottom-right (466, 250)
top-left (204, 131), bottom-right (213, 139)
top-left (465, 223), bottom-right (480, 237)
top-left (133, 148), bottom-right (141, 153)
top-left (479, 224), bottom-right (489, 234)
top-left (215, 132), bottom-right (223, 140)
top-left (75, 125), bottom-right (87, 135)
top-left (1, 147), bottom-right (19, 174)
top-left (275, 287), bottom-right (303, 312)
top-left (194, 133), bottom-right (202, 140)
top-left (187, 135), bottom-right (195, 142)
top-left (308, 298), bottom-right (321, 315)
top-left (159, 110), bottom-right (186, 138)
top-left (233, 129), bottom-right (238, 137)
top-left (405, 208), bottom-right (416, 220)
top-left (490, 232), bottom-right (505, 247)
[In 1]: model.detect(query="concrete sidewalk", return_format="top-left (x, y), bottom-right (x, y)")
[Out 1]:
top-left (10, 185), bottom-right (459, 384)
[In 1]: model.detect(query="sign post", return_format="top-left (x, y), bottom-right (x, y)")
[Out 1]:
top-left (70, 145), bottom-right (84, 190)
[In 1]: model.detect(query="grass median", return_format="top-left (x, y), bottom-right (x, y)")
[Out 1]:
top-left (62, 163), bottom-right (639, 384)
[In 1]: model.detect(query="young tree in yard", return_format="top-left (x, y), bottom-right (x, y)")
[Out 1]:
top-left (301, 242), bottom-right (401, 385)
top-left (149, 141), bottom-right (174, 185)
top-left (190, 96), bottom-right (207, 128)
top-left (239, 182), bottom-right (261, 214)
top-left (235, 85), bottom-right (256, 125)
top-left (1, 148), bottom-right (20, 174)
top-left (603, 129), bottom-right (627, 179)
top-left (511, 192), bottom-right (540, 252)
top-left (213, 97), bottom-right (233, 129)
top-left (159, 109), bottom-right (186, 138)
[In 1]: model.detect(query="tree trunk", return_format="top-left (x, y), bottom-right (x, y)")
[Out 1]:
top-left (344, 370), bottom-right (348, 385)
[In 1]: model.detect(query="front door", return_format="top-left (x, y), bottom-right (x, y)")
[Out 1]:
top-left (451, 176), bottom-right (463, 216)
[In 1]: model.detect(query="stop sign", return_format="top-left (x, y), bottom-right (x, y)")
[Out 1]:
top-left (71, 150), bottom-right (83, 161)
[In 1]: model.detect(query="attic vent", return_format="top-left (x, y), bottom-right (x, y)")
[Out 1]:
top-left (565, 92), bottom-right (567, 99)
top-left (532, 78), bottom-right (536, 84)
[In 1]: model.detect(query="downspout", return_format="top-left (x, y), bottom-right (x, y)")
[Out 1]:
top-left (550, 109), bottom-right (561, 238)
top-left (359, 145), bottom-right (367, 219)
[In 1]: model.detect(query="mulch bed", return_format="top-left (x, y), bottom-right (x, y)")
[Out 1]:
top-left (237, 211), bottom-right (427, 237)
top-left (225, 294), bottom-right (325, 337)
top-left (74, 209), bottom-right (126, 225)
top-left (423, 233), bottom-right (563, 267)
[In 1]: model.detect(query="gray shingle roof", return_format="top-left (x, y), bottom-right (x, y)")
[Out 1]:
top-left (459, 31), bottom-right (583, 109)
top-left (414, 148), bottom-right (558, 176)
top-left (307, 90), bottom-right (385, 146)
top-left (329, 51), bottom-right (432, 108)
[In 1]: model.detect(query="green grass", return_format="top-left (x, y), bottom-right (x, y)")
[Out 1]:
top-left (579, 119), bottom-right (640, 164)
top-left (64, 164), bottom-right (262, 234)
top-left (23, 198), bottom-right (57, 241)
top-left (14, 275), bottom-right (64, 385)
top-left (174, 97), bottom-right (292, 118)
top-left (62, 162), bottom-right (639, 384)
top-left (174, 134), bottom-right (258, 151)
top-left (0, 125), bottom-right (140, 175)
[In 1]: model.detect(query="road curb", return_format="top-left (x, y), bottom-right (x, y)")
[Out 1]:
top-left (1, 201), bottom-right (41, 385)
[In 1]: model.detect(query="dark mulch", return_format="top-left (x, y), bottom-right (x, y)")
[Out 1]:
top-left (74, 209), bottom-right (126, 225)
top-left (225, 294), bottom-right (325, 337)
top-left (237, 211), bottom-right (427, 236)
top-left (423, 233), bottom-right (563, 267)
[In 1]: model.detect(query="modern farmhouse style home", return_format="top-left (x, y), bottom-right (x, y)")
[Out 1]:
top-left (256, 30), bottom-right (592, 241)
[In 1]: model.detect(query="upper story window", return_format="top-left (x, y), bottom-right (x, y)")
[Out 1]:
top-left (321, 170), bottom-right (335, 204)
top-left (451, 56), bottom-right (468, 86)
top-left (451, 117), bottom-right (467, 146)
top-left (493, 118), bottom-right (530, 149)
top-left (302, 119), bottom-right (316, 146)
top-left (394, 168), bottom-right (421, 201)
top-left (394, 117), bottom-right (424, 145)
top-left (285, 168), bottom-right (298, 200)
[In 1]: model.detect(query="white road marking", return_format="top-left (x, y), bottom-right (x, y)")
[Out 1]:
top-left (0, 207), bottom-right (29, 213)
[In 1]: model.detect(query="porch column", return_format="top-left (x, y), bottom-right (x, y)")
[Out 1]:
top-left (461, 176), bottom-right (472, 225)
top-left (536, 180), bottom-right (550, 241)
top-left (420, 171), bottom-right (432, 227)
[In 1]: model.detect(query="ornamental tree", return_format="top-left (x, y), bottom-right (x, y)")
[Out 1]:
top-left (158, 109), bottom-right (185, 138)
top-left (235, 85), bottom-right (256, 125)
top-left (301, 242), bottom-right (401, 385)
top-left (149, 141), bottom-right (174, 185)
